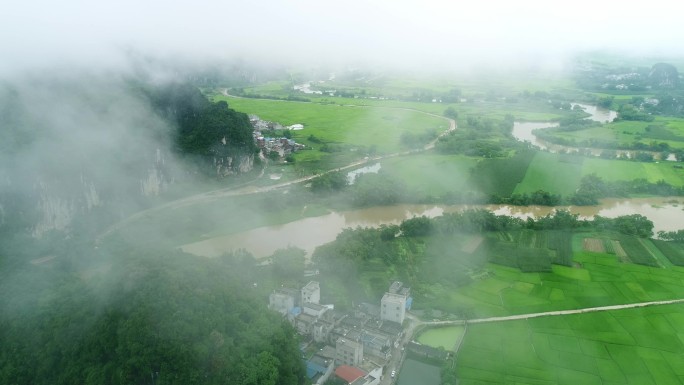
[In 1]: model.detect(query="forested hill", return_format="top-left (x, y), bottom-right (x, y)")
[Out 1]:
top-left (0, 77), bottom-right (258, 258)
top-left (0, 251), bottom-right (306, 385)
top-left (0, 76), bottom-right (305, 385)
top-left (142, 83), bottom-right (258, 174)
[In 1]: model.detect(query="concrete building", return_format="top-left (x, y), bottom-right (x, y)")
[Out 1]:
top-left (269, 288), bottom-right (298, 316)
top-left (336, 338), bottom-right (364, 367)
top-left (302, 281), bottom-right (320, 304)
top-left (303, 302), bottom-right (328, 317)
top-left (360, 330), bottom-right (392, 360)
top-left (380, 281), bottom-right (411, 324)
top-left (313, 318), bottom-right (335, 343)
top-left (295, 313), bottom-right (317, 335)
top-left (350, 367), bottom-right (382, 385)
top-left (380, 293), bottom-right (407, 324)
top-left (306, 354), bottom-right (335, 385)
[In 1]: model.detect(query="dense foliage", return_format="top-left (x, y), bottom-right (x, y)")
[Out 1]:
top-left (143, 83), bottom-right (258, 173)
top-left (570, 174), bottom-right (684, 205)
top-left (435, 115), bottom-right (515, 158)
top-left (313, 210), bottom-right (657, 303)
top-left (0, 252), bottom-right (306, 385)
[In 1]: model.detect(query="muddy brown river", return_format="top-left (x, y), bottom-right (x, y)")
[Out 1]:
top-left (181, 198), bottom-right (684, 259)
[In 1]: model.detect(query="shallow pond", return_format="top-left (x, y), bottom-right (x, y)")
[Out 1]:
top-left (397, 358), bottom-right (441, 385)
top-left (416, 325), bottom-right (465, 351)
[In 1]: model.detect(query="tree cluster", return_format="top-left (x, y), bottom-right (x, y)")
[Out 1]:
top-left (144, 83), bottom-right (258, 174)
top-left (0, 252), bottom-right (306, 385)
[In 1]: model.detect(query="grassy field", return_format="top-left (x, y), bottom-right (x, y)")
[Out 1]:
top-left (515, 152), bottom-right (585, 195)
top-left (213, 96), bottom-right (449, 163)
top-left (514, 152), bottom-right (684, 195)
top-left (106, 187), bottom-right (324, 249)
top-left (468, 150), bottom-right (537, 196)
top-left (414, 231), bottom-right (684, 318)
top-left (541, 116), bottom-right (684, 151)
top-left (582, 158), bottom-right (684, 186)
top-left (457, 304), bottom-right (684, 385)
top-left (380, 154), bottom-right (478, 197)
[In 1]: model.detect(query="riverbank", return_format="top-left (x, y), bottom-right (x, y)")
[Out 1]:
top-left (180, 197), bottom-right (684, 259)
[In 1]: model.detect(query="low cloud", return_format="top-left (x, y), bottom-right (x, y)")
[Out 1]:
top-left (3, 0), bottom-right (684, 76)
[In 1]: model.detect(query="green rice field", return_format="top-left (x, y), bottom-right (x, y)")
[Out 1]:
top-left (212, 96), bottom-right (449, 154)
top-left (514, 152), bottom-right (584, 195)
top-left (457, 304), bottom-right (684, 385)
top-left (440, 232), bottom-right (684, 318)
top-left (380, 154), bottom-right (478, 197)
top-left (582, 158), bottom-right (684, 186)
top-left (514, 152), bottom-right (684, 197)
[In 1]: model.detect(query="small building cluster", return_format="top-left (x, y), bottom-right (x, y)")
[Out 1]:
top-left (268, 281), bottom-right (413, 385)
top-left (249, 115), bottom-right (306, 158)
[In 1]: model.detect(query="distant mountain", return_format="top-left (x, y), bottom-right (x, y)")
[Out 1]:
top-left (649, 62), bottom-right (679, 88)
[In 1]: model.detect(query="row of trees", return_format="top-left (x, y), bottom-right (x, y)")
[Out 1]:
top-left (570, 174), bottom-right (684, 205)
top-left (397, 209), bottom-right (655, 239)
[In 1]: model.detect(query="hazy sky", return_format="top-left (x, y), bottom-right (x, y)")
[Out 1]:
top-left (3, 0), bottom-right (684, 74)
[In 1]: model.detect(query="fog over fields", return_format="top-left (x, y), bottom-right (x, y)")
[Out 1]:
top-left (3, 0), bottom-right (684, 74)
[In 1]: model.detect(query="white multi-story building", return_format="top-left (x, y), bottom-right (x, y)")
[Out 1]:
top-left (380, 293), bottom-right (407, 324)
top-left (336, 338), bottom-right (364, 367)
top-left (380, 281), bottom-right (410, 324)
top-left (301, 281), bottom-right (320, 304)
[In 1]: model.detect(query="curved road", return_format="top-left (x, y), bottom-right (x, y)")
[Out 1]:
top-left (96, 99), bottom-right (455, 242)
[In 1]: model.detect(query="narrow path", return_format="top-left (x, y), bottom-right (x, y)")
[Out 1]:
top-left (425, 297), bottom-right (684, 326)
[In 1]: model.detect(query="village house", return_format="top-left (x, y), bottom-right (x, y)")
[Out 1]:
top-left (269, 280), bottom-right (407, 380)
top-left (336, 338), bottom-right (364, 367)
top-left (380, 281), bottom-right (412, 324)
top-left (301, 281), bottom-right (320, 304)
top-left (306, 354), bottom-right (335, 385)
top-left (268, 287), bottom-right (299, 316)
top-left (334, 365), bottom-right (366, 385)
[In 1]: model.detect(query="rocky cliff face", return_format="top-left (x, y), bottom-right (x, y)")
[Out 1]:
top-left (214, 153), bottom-right (254, 177)
top-left (649, 63), bottom-right (680, 88)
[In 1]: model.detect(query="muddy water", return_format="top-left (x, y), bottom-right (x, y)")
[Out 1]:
top-left (347, 162), bottom-right (381, 184)
top-left (512, 103), bottom-right (615, 153)
top-left (180, 198), bottom-right (684, 258)
top-left (512, 104), bottom-right (672, 160)
top-left (573, 103), bottom-right (618, 123)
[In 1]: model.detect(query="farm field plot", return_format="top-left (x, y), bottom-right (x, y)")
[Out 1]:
top-left (444, 234), bottom-right (684, 318)
top-left (652, 240), bottom-right (684, 266)
top-left (456, 304), bottom-right (684, 385)
top-left (212, 96), bottom-right (449, 154)
top-left (582, 158), bottom-right (684, 186)
top-left (514, 152), bottom-right (584, 196)
top-left (468, 150), bottom-right (537, 196)
top-left (536, 117), bottom-right (684, 150)
top-left (380, 154), bottom-right (478, 196)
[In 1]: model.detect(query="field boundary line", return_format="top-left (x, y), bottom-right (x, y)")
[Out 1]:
top-left (466, 298), bottom-right (684, 324)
